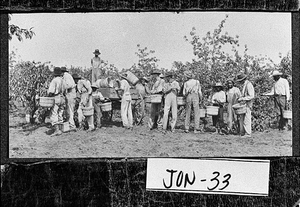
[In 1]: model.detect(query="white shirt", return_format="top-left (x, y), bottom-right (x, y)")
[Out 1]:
top-left (62, 72), bottom-right (76, 90)
top-left (48, 77), bottom-right (65, 95)
top-left (183, 79), bottom-right (202, 97)
top-left (163, 80), bottom-right (180, 95)
top-left (120, 79), bottom-right (131, 101)
top-left (151, 77), bottom-right (165, 94)
top-left (211, 91), bottom-right (226, 103)
top-left (77, 79), bottom-right (92, 94)
top-left (267, 77), bottom-right (290, 101)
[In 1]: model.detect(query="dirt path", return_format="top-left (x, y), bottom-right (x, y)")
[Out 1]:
top-left (9, 107), bottom-right (292, 158)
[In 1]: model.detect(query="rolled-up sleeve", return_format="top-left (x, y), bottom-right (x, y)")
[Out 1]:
top-left (243, 82), bottom-right (255, 101)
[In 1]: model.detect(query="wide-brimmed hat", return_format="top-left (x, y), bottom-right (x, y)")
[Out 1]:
top-left (213, 82), bottom-right (223, 87)
top-left (165, 72), bottom-right (174, 78)
top-left (235, 73), bottom-right (247, 82)
top-left (120, 73), bottom-right (128, 80)
top-left (151, 69), bottom-right (161, 75)
top-left (72, 74), bottom-right (81, 80)
top-left (226, 79), bottom-right (235, 84)
top-left (271, 70), bottom-right (282, 77)
top-left (93, 49), bottom-right (101, 55)
top-left (53, 67), bottom-right (62, 76)
top-left (61, 67), bottom-right (68, 72)
top-left (91, 83), bottom-right (99, 89)
top-left (159, 74), bottom-right (165, 78)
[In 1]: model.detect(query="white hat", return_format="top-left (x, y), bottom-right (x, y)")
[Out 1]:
top-left (271, 70), bottom-right (282, 77)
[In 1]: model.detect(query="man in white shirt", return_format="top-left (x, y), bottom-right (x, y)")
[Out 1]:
top-left (236, 73), bottom-right (255, 138)
top-left (183, 71), bottom-right (203, 133)
top-left (162, 72), bottom-right (180, 132)
top-left (48, 67), bottom-right (65, 136)
top-left (264, 70), bottom-right (290, 130)
top-left (149, 70), bottom-right (165, 130)
top-left (91, 49), bottom-right (103, 83)
top-left (61, 67), bottom-right (76, 131)
top-left (119, 73), bottom-right (133, 129)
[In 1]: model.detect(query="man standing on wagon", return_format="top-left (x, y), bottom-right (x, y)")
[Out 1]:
top-left (264, 70), bottom-right (290, 130)
top-left (236, 73), bottom-right (255, 138)
top-left (91, 49), bottom-right (102, 83)
top-left (61, 67), bottom-right (76, 131)
top-left (119, 73), bottom-right (133, 129)
top-left (183, 71), bottom-right (203, 133)
top-left (72, 74), bottom-right (95, 132)
top-left (149, 69), bottom-right (165, 130)
top-left (162, 72), bottom-right (180, 132)
top-left (48, 67), bottom-right (66, 136)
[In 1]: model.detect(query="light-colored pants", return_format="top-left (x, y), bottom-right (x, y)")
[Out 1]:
top-left (185, 93), bottom-right (200, 130)
top-left (92, 99), bottom-right (102, 128)
top-left (121, 99), bottom-right (133, 128)
top-left (149, 103), bottom-right (162, 129)
top-left (239, 107), bottom-right (251, 135)
top-left (92, 68), bottom-right (102, 83)
top-left (78, 93), bottom-right (94, 129)
top-left (65, 89), bottom-right (76, 128)
top-left (163, 93), bottom-right (177, 130)
top-left (227, 103), bottom-right (238, 130)
top-left (50, 95), bottom-right (64, 126)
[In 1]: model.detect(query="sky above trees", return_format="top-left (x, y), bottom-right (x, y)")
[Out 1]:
top-left (9, 12), bottom-right (291, 71)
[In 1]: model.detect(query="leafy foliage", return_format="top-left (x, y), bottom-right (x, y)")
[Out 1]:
top-left (8, 15), bottom-right (35, 41)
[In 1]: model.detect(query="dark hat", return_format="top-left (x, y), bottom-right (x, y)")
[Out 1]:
top-left (61, 67), bottom-right (68, 72)
top-left (235, 73), bottom-right (247, 82)
top-left (151, 69), bottom-right (161, 75)
top-left (140, 76), bottom-right (149, 82)
top-left (93, 49), bottom-right (101, 55)
top-left (270, 70), bottom-right (282, 77)
top-left (226, 79), bottom-right (235, 84)
top-left (53, 67), bottom-right (62, 76)
top-left (184, 71), bottom-right (193, 79)
top-left (72, 74), bottom-right (81, 80)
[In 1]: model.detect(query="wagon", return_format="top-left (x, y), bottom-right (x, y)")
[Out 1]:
top-left (98, 87), bottom-right (145, 125)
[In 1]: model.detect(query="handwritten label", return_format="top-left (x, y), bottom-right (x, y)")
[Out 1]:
top-left (146, 158), bottom-right (270, 196)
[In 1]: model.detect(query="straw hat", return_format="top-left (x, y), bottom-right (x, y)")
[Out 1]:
top-left (72, 74), bottom-right (81, 80)
top-left (151, 69), bottom-right (161, 75)
top-left (270, 70), bottom-right (282, 77)
top-left (159, 74), bottom-right (165, 78)
top-left (53, 67), bottom-right (62, 76)
top-left (185, 71), bottom-right (193, 79)
top-left (213, 82), bottom-right (223, 87)
top-left (93, 49), bottom-right (101, 55)
top-left (235, 73), bottom-right (247, 82)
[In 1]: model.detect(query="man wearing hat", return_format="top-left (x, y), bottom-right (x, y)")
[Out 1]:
top-left (183, 71), bottom-right (203, 133)
top-left (91, 83), bottom-right (107, 129)
top-left (61, 67), bottom-right (76, 131)
top-left (118, 73), bottom-right (133, 129)
top-left (135, 77), bottom-right (151, 124)
top-left (47, 67), bottom-right (66, 136)
top-left (209, 82), bottom-right (226, 134)
top-left (226, 79), bottom-right (241, 134)
top-left (73, 74), bottom-right (95, 132)
top-left (162, 72), bottom-right (180, 132)
top-left (264, 70), bottom-right (290, 130)
top-left (236, 73), bottom-right (255, 138)
top-left (149, 69), bottom-right (165, 130)
top-left (91, 49), bottom-right (103, 83)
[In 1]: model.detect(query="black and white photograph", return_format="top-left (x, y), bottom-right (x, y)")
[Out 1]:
top-left (8, 12), bottom-right (293, 158)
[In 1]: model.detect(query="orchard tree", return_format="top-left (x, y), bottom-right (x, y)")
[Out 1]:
top-left (8, 14), bottom-right (35, 41)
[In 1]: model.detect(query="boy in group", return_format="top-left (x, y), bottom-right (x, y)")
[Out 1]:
top-left (209, 82), bottom-right (226, 134)
top-left (47, 67), bottom-right (66, 136)
top-left (162, 72), bottom-right (180, 132)
top-left (72, 74), bottom-right (95, 132)
top-left (91, 83), bottom-right (108, 129)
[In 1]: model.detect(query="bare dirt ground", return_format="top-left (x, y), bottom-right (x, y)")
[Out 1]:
top-left (9, 106), bottom-right (292, 158)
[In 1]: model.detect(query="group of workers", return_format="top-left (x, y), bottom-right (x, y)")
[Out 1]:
top-left (46, 49), bottom-right (290, 137)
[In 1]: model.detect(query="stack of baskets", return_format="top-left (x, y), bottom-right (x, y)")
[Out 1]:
top-left (82, 107), bottom-right (94, 116)
top-left (206, 106), bottom-right (219, 116)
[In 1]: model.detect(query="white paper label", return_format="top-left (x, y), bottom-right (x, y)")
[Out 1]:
top-left (146, 158), bottom-right (270, 196)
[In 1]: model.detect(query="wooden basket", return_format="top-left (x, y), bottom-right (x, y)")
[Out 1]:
top-left (39, 97), bottom-right (54, 108)
top-left (199, 108), bottom-right (206, 118)
top-left (82, 107), bottom-right (94, 116)
top-left (177, 97), bottom-right (186, 106)
top-left (232, 103), bottom-right (247, 115)
top-left (150, 94), bottom-right (162, 103)
top-left (100, 102), bottom-right (112, 111)
top-left (283, 110), bottom-right (292, 119)
top-left (126, 71), bottom-right (139, 86)
top-left (206, 106), bottom-right (219, 116)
